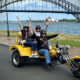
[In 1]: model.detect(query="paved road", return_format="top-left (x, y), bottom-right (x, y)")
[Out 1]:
top-left (0, 45), bottom-right (80, 80)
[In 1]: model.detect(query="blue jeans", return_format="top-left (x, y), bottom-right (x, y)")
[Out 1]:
top-left (25, 42), bottom-right (37, 52)
top-left (48, 41), bottom-right (50, 50)
top-left (38, 49), bottom-right (50, 64)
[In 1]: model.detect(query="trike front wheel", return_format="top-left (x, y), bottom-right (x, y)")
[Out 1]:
top-left (71, 59), bottom-right (80, 78)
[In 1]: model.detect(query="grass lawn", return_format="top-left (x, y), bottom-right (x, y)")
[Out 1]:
top-left (0, 35), bottom-right (17, 37)
top-left (0, 30), bottom-right (80, 48)
top-left (50, 38), bottom-right (80, 48)
top-left (0, 30), bottom-right (18, 33)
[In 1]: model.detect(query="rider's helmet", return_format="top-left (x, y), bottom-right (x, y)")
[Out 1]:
top-left (41, 29), bottom-right (47, 34)
top-left (23, 26), bottom-right (29, 32)
top-left (40, 29), bottom-right (47, 38)
top-left (35, 25), bottom-right (41, 32)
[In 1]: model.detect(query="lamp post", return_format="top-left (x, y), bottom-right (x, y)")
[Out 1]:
top-left (5, 0), bottom-right (10, 39)
top-left (6, 10), bottom-right (10, 39)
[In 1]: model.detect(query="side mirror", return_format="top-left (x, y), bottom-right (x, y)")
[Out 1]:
top-left (57, 40), bottom-right (60, 44)
top-left (56, 37), bottom-right (60, 47)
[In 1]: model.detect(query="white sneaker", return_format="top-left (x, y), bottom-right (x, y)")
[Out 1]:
top-left (34, 54), bottom-right (39, 58)
top-left (29, 54), bottom-right (35, 58)
top-left (32, 54), bottom-right (35, 56)
top-left (29, 54), bottom-right (39, 58)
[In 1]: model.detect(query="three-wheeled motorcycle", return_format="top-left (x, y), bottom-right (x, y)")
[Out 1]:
top-left (9, 32), bottom-right (80, 78)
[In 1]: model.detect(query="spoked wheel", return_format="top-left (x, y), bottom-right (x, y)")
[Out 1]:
top-left (12, 50), bottom-right (26, 67)
top-left (71, 59), bottom-right (80, 78)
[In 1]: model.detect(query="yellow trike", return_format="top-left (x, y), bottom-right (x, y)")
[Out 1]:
top-left (9, 32), bottom-right (80, 78)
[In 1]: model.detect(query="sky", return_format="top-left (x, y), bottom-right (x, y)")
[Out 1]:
top-left (0, 0), bottom-right (80, 21)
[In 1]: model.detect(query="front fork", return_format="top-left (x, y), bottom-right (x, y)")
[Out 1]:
top-left (61, 51), bottom-right (80, 71)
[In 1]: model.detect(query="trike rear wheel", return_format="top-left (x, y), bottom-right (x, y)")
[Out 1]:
top-left (12, 50), bottom-right (26, 67)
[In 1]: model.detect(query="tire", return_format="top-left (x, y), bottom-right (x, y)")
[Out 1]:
top-left (71, 59), bottom-right (80, 78)
top-left (12, 50), bottom-right (26, 67)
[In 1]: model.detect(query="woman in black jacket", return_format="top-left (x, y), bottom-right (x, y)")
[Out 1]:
top-left (33, 28), bottom-right (61, 67)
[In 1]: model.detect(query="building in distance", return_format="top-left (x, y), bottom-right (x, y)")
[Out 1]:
top-left (43, 16), bottom-right (58, 23)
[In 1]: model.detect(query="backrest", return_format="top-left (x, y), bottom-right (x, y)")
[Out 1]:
top-left (17, 32), bottom-right (22, 40)
top-left (17, 31), bottom-right (33, 40)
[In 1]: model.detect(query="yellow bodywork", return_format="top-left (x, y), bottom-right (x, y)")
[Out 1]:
top-left (9, 45), bottom-right (38, 57)
top-left (9, 45), bottom-right (58, 58)
top-left (9, 31), bottom-right (58, 58)
top-left (68, 56), bottom-right (80, 68)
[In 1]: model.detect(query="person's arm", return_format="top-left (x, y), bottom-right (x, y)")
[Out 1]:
top-left (32, 28), bottom-right (39, 41)
top-left (16, 16), bottom-right (22, 30)
top-left (29, 30), bottom-right (33, 35)
top-left (47, 31), bottom-right (61, 39)
top-left (46, 20), bottom-right (48, 31)
top-left (29, 17), bottom-right (32, 31)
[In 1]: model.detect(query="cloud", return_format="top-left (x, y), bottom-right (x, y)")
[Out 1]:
top-left (59, 15), bottom-right (61, 16)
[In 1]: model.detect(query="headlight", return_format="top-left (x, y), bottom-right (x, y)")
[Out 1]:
top-left (65, 45), bottom-right (70, 51)
top-left (56, 50), bottom-right (61, 55)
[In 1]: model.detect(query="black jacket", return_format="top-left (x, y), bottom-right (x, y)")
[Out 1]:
top-left (33, 33), bottom-right (58, 51)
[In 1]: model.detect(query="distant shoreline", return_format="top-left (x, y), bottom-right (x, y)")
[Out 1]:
top-left (0, 21), bottom-right (78, 23)
top-left (0, 19), bottom-right (78, 23)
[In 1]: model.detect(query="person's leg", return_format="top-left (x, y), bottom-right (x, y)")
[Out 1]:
top-left (25, 42), bottom-right (35, 56)
top-left (48, 41), bottom-right (50, 50)
top-left (33, 43), bottom-right (37, 53)
top-left (38, 49), bottom-right (50, 64)
top-left (31, 43), bottom-right (39, 57)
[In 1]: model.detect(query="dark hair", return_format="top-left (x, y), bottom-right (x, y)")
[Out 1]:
top-left (23, 26), bottom-right (29, 32)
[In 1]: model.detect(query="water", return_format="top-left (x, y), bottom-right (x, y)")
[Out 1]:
top-left (0, 22), bottom-right (80, 35)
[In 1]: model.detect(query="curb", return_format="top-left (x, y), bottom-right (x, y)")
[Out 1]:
top-left (0, 43), bottom-right (11, 47)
